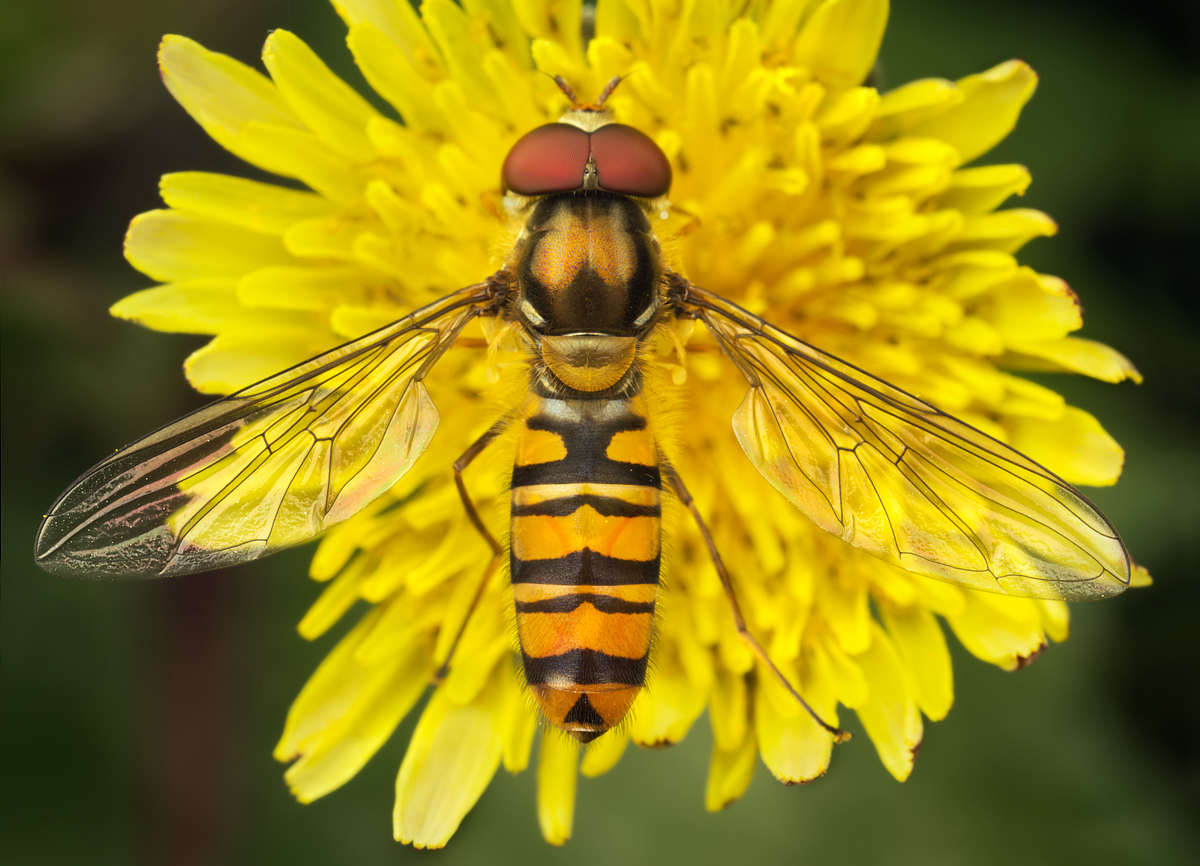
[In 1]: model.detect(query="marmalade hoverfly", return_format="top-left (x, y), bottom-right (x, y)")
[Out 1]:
top-left (35, 78), bottom-right (1131, 743)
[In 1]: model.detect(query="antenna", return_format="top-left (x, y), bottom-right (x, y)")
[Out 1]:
top-left (549, 74), bottom-right (627, 112)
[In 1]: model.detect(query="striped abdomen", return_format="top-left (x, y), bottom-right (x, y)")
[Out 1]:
top-left (510, 379), bottom-right (661, 742)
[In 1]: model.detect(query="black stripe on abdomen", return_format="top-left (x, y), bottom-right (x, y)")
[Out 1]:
top-left (510, 548), bottom-right (660, 586)
top-left (511, 460), bottom-right (660, 488)
top-left (514, 593), bottom-right (658, 614)
top-left (522, 647), bottom-right (649, 686)
top-left (511, 494), bottom-right (661, 518)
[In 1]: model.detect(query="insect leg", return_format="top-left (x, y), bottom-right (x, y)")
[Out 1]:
top-left (432, 419), bottom-right (509, 683)
top-left (664, 462), bottom-right (851, 743)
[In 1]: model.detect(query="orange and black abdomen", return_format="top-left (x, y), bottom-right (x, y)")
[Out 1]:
top-left (510, 376), bottom-right (661, 741)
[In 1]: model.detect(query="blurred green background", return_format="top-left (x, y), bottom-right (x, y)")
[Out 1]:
top-left (3, 1), bottom-right (1198, 864)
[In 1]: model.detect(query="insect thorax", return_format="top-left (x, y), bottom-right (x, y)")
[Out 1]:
top-left (511, 193), bottom-right (662, 337)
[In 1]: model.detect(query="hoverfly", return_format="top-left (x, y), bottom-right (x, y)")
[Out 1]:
top-left (36, 77), bottom-right (1131, 744)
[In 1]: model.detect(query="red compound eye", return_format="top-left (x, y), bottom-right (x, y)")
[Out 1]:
top-left (502, 124), bottom-right (591, 195)
top-left (590, 124), bottom-right (672, 198)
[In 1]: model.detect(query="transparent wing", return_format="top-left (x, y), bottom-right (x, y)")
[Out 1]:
top-left (36, 282), bottom-right (497, 579)
top-left (680, 282), bottom-right (1130, 601)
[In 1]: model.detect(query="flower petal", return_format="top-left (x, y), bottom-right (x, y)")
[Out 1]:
top-left (501, 685), bottom-right (539, 773)
top-left (977, 268), bottom-right (1081, 341)
top-left (333, 0), bottom-right (443, 76)
top-left (1007, 337), bottom-right (1143, 383)
top-left (262, 30), bottom-right (382, 162)
top-left (755, 664), bottom-right (836, 784)
top-left (853, 622), bottom-right (922, 781)
top-left (946, 592), bottom-right (1046, 671)
top-left (158, 34), bottom-right (302, 147)
top-left (938, 164), bottom-right (1031, 215)
top-left (708, 668), bottom-right (749, 752)
top-left (284, 641), bottom-right (429, 803)
top-left (393, 679), bottom-right (505, 849)
top-left (793, 0), bottom-right (888, 89)
top-left (275, 607), bottom-right (383, 762)
top-left (878, 603), bottom-right (953, 721)
top-left (951, 209), bottom-right (1057, 254)
top-left (110, 280), bottom-right (249, 334)
top-left (629, 651), bottom-right (708, 747)
top-left (423, 0), bottom-right (501, 107)
top-left (125, 210), bottom-right (296, 282)
top-left (1007, 405), bottom-right (1125, 487)
top-left (537, 733), bottom-right (579, 846)
top-left (705, 723), bottom-right (758, 811)
top-left (298, 554), bottom-right (372, 640)
top-left (234, 122), bottom-right (366, 202)
top-left (183, 327), bottom-right (336, 394)
top-left (579, 729), bottom-right (629, 778)
top-left (159, 172), bottom-right (335, 235)
top-left (238, 265), bottom-right (374, 311)
top-left (348, 22), bottom-right (449, 133)
top-left (512, 0), bottom-right (584, 61)
top-left (907, 60), bottom-right (1038, 164)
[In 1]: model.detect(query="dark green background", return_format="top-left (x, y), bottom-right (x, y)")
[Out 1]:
top-left (3, 1), bottom-right (1198, 863)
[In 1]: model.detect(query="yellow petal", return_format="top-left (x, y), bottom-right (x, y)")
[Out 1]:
top-left (157, 35), bottom-right (302, 165)
top-left (1007, 337), bottom-right (1142, 383)
top-left (183, 326), bottom-right (336, 394)
top-left (348, 22), bottom-right (449, 133)
top-left (512, 0), bottom-right (584, 60)
top-left (871, 77), bottom-right (960, 134)
top-left (878, 604), bottom-right (953, 721)
top-left (1007, 405), bottom-right (1125, 487)
top-left (853, 622), bottom-right (922, 781)
top-left (951, 209), bottom-right (1057, 254)
top-left (333, 0), bottom-right (442, 76)
top-left (501, 682), bottom-right (539, 773)
top-left (298, 555), bottom-right (371, 640)
top-left (111, 280), bottom-right (254, 334)
top-left (309, 521), bottom-right (367, 581)
top-left (465, 0), bottom-right (535, 70)
top-left (793, 0), bottom-right (888, 89)
top-left (705, 724), bottom-right (758, 812)
top-left (159, 172), bottom-right (334, 235)
top-left (262, 30), bottom-right (382, 162)
top-left (442, 616), bottom-right (510, 708)
top-left (947, 592), bottom-right (1046, 671)
top-left (1038, 599), bottom-right (1071, 643)
top-left (815, 86), bottom-right (880, 145)
top-left (976, 267), bottom-right (1081, 341)
top-left (124, 210), bottom-right (295, 283)
top-left (708, 668), bottom-right (748, 752)
top-left (754, 666), bottom-right (835, 784)
top-left (393, 680), bottom-right (505, 849)
top-left (759, 0), bottom-right (814, 52)
top-left (536, 733), bottom-right (579, 846)
top-left (284, 642), bottom-right (429, 803)
top-left (815, 575), bottom-right (872, 655)
top-left (1130, 564), bottom-right (1153, 588)
top-left (908, 60), bottom-right (1038, 164)
top-left (812, 629), bottom-right (869, 709)
top-left (423, 0), bottom-right (500, 107)
top-left (275, 606), bottom-right (382, 762)
top-left (238, 265), bottom-right (373, 311)
top-left (580, 729), bottom-right (629, 778)
top-left (284, 210), bottom-right (376, 261)
top-left (234, 122), bottom-right (365, 202)
top-left (938, 164), bottom-right (1031, 215)
top-left (629, 651), bottom-right (708, 747)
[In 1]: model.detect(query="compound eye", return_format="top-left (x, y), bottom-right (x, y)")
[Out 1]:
top-left (502, 124), bottom-right (591, 196)
top-left (590, 124), bottom-right (672, 198)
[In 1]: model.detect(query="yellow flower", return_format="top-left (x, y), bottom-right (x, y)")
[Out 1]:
top-left (111, 0), bottom-right (1146, 849)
